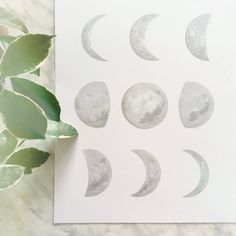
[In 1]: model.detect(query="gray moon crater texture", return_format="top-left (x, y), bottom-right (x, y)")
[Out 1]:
top-left (81, 14), bottom-right (107, 61)
top-left (74, 82), bottom-right (110, 128)
top-left (84, 149), bottom-right (112, 197)
top-left (132, 150), bottom-right (161, 197)
top-left (122, 83), bottom-right (168, 129)
top-left (179, 82), bottom-right (214, 128)
top-left (130, 14), bottom-right (159, 61)
top-left (185, 14), bottom-right (212, 61)
top-left (183, 149), bottom-right (209, 197)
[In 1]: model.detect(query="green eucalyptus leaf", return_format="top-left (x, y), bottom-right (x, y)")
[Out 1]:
top-left (0, 34), bottom-right (54, 77)
top-left (0, 165), bottom-right (24, 190)
top-left (6, 148), bottom-right (50, 174)
top-left (0, 7), bottom-right (28, 33)
top-left (0, 90), bottom-right (47, 139)
top-left (46, 120), bottom-right (78, 138)
top-left (0, 35), bottom-right (16, 51)
top-left (0, 130), bottom-right (17, 163)
top-left (11, 77), bottom-right (61, 121)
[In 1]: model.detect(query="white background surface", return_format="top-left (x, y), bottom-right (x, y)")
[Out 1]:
top-left (55, 0), bottom-right (236, 223)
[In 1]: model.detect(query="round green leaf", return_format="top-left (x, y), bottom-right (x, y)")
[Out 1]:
top-left (11, 77), bottom-right (61, 121)
top-left (0, 90), bottom-right (47, 139)
top-left (6, 148), bottom-right (50, 174)
top-left (0, 165), bottom-right (24, 190)
top-left (0, 34), bottom-right (54, 77)
top-left (0, 129), bottom-right (17, 163)
top-left (0, 7), bottom-right (28, 33)
top-left (46, 120), bottom-right (78, 138)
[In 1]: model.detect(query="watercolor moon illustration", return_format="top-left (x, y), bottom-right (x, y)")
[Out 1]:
top-left (179, 82), bottom-right (214, 128)
top-left (130, 14), bottom-right (159, 61)
top-left (185, 14), bottom-right (212, 61)
top-left (183, 150), bottom-right (209, 197)
top-left (81, 14), bottom-right (107, 61)
top-left (83, 149), bottom-right (112, 197)
top-left (74, 82), bottom-right (110, 128)
top-left (132, 150), bottom-right (161, 197)
top-left (122, 83), bottom-right (168, 129)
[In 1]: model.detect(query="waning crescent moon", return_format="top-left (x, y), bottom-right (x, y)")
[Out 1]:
top-left (185, 14), bottom-right (212, 61)
top-left (81, 15), bottom-right (107, 61)
top-left (179, 82), bottom-right (214, 128)
top-left (183, 150), bottom-right (209, 197)
top-left (130, 14), bottom-right (159, 61)
top-left (131, 150), bottom-right (161, 197)
top-left (83, 149), bottom-right (112, 197)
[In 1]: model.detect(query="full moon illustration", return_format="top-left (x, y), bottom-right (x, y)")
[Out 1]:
top-left (74, 82), bottom-right (110, 128)
top-left (122, 83), bottom-right (168, 129)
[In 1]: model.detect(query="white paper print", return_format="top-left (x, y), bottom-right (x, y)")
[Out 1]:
top-left (55, 0), bottom-right (236, 223)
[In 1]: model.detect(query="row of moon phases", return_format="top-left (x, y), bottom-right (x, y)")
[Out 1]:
top-left (82, 14), bottom-right (211, 61)
top-left (83, 149), bottom-right (209, 198)
top-left (74, 82), bottom-right (214, 129)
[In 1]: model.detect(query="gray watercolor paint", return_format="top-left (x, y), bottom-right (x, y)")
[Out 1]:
top-left (122, 83), bottom-right (168, 129)
top-left (84, 149), bottom-right (112, 197)
top-left (132, 150), bottom-right (161, 197)
top-left (130, 14), bottom-right (159, 61)
top-left (185, 14), bottom-right (212, 61)
top-left (81, 15), bottom-right (107, 61)
top-left (183, 150), bottom-right (209, 197)
top-left (179, 82), bottom-right (214, 128)
top-left (74, 82), bottom-right (110, 128)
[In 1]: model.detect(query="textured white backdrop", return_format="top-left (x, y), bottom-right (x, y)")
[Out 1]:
top-left (0, 0), bottom-right (236, 235)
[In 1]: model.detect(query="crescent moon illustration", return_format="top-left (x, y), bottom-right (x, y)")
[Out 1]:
top-left (185, 14), bottom-right (212, 61)
top-left (84, 149), bottom-right (112, 197)
top-left (122, 82), bottom-right (168, 129)
top-left (179, 82), bottom-right (214, 128)
top-left (74, 82), bottom-right (110, 128)
top-left (131, 150), bottom-right (161, 197)
top-left (81, 15), bottom-right (107, 61)
top-left (183, 150), bottom-right (209, 197)
top-left (130, 14), bottom-right (159, 61)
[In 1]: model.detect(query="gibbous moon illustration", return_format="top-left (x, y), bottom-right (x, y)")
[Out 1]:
top-left (84, 149), bottom-right (112, 197)
top-left (122, 83), bottom-right (168, 129)
top-left (185, 14), bottom-right (212, 61)
top-left (179, 82), bottom-right (214, 128)
top-left (81, 15), bottom-right (107, 61)
top-left (131, 150), bottom-right (161, 197)
top-left (130, 14), bottom-right (159, 61)
top-left (183, 150), bottom-right (209, 197)
top-left (74, 82), bottom-right (110, 128)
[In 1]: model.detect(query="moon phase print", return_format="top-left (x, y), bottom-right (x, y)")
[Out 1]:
top-left (55, 0), bottom-right (236, 223)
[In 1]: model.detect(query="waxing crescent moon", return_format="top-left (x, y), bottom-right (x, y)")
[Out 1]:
top-left (84, 149), bottom-right (112, 197)
top-left (185, 14), bottom-right (212, 61)
top-left (183, 150), bottom-right (209, 197)
top-left (131, 150), bottom-right (161, 197)
top-left (179, 82), bottom-right (214, 128)
top-left (81, 15), bottom-right (107, 61)
top-left (130, 14), bottom-right (159, 61)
